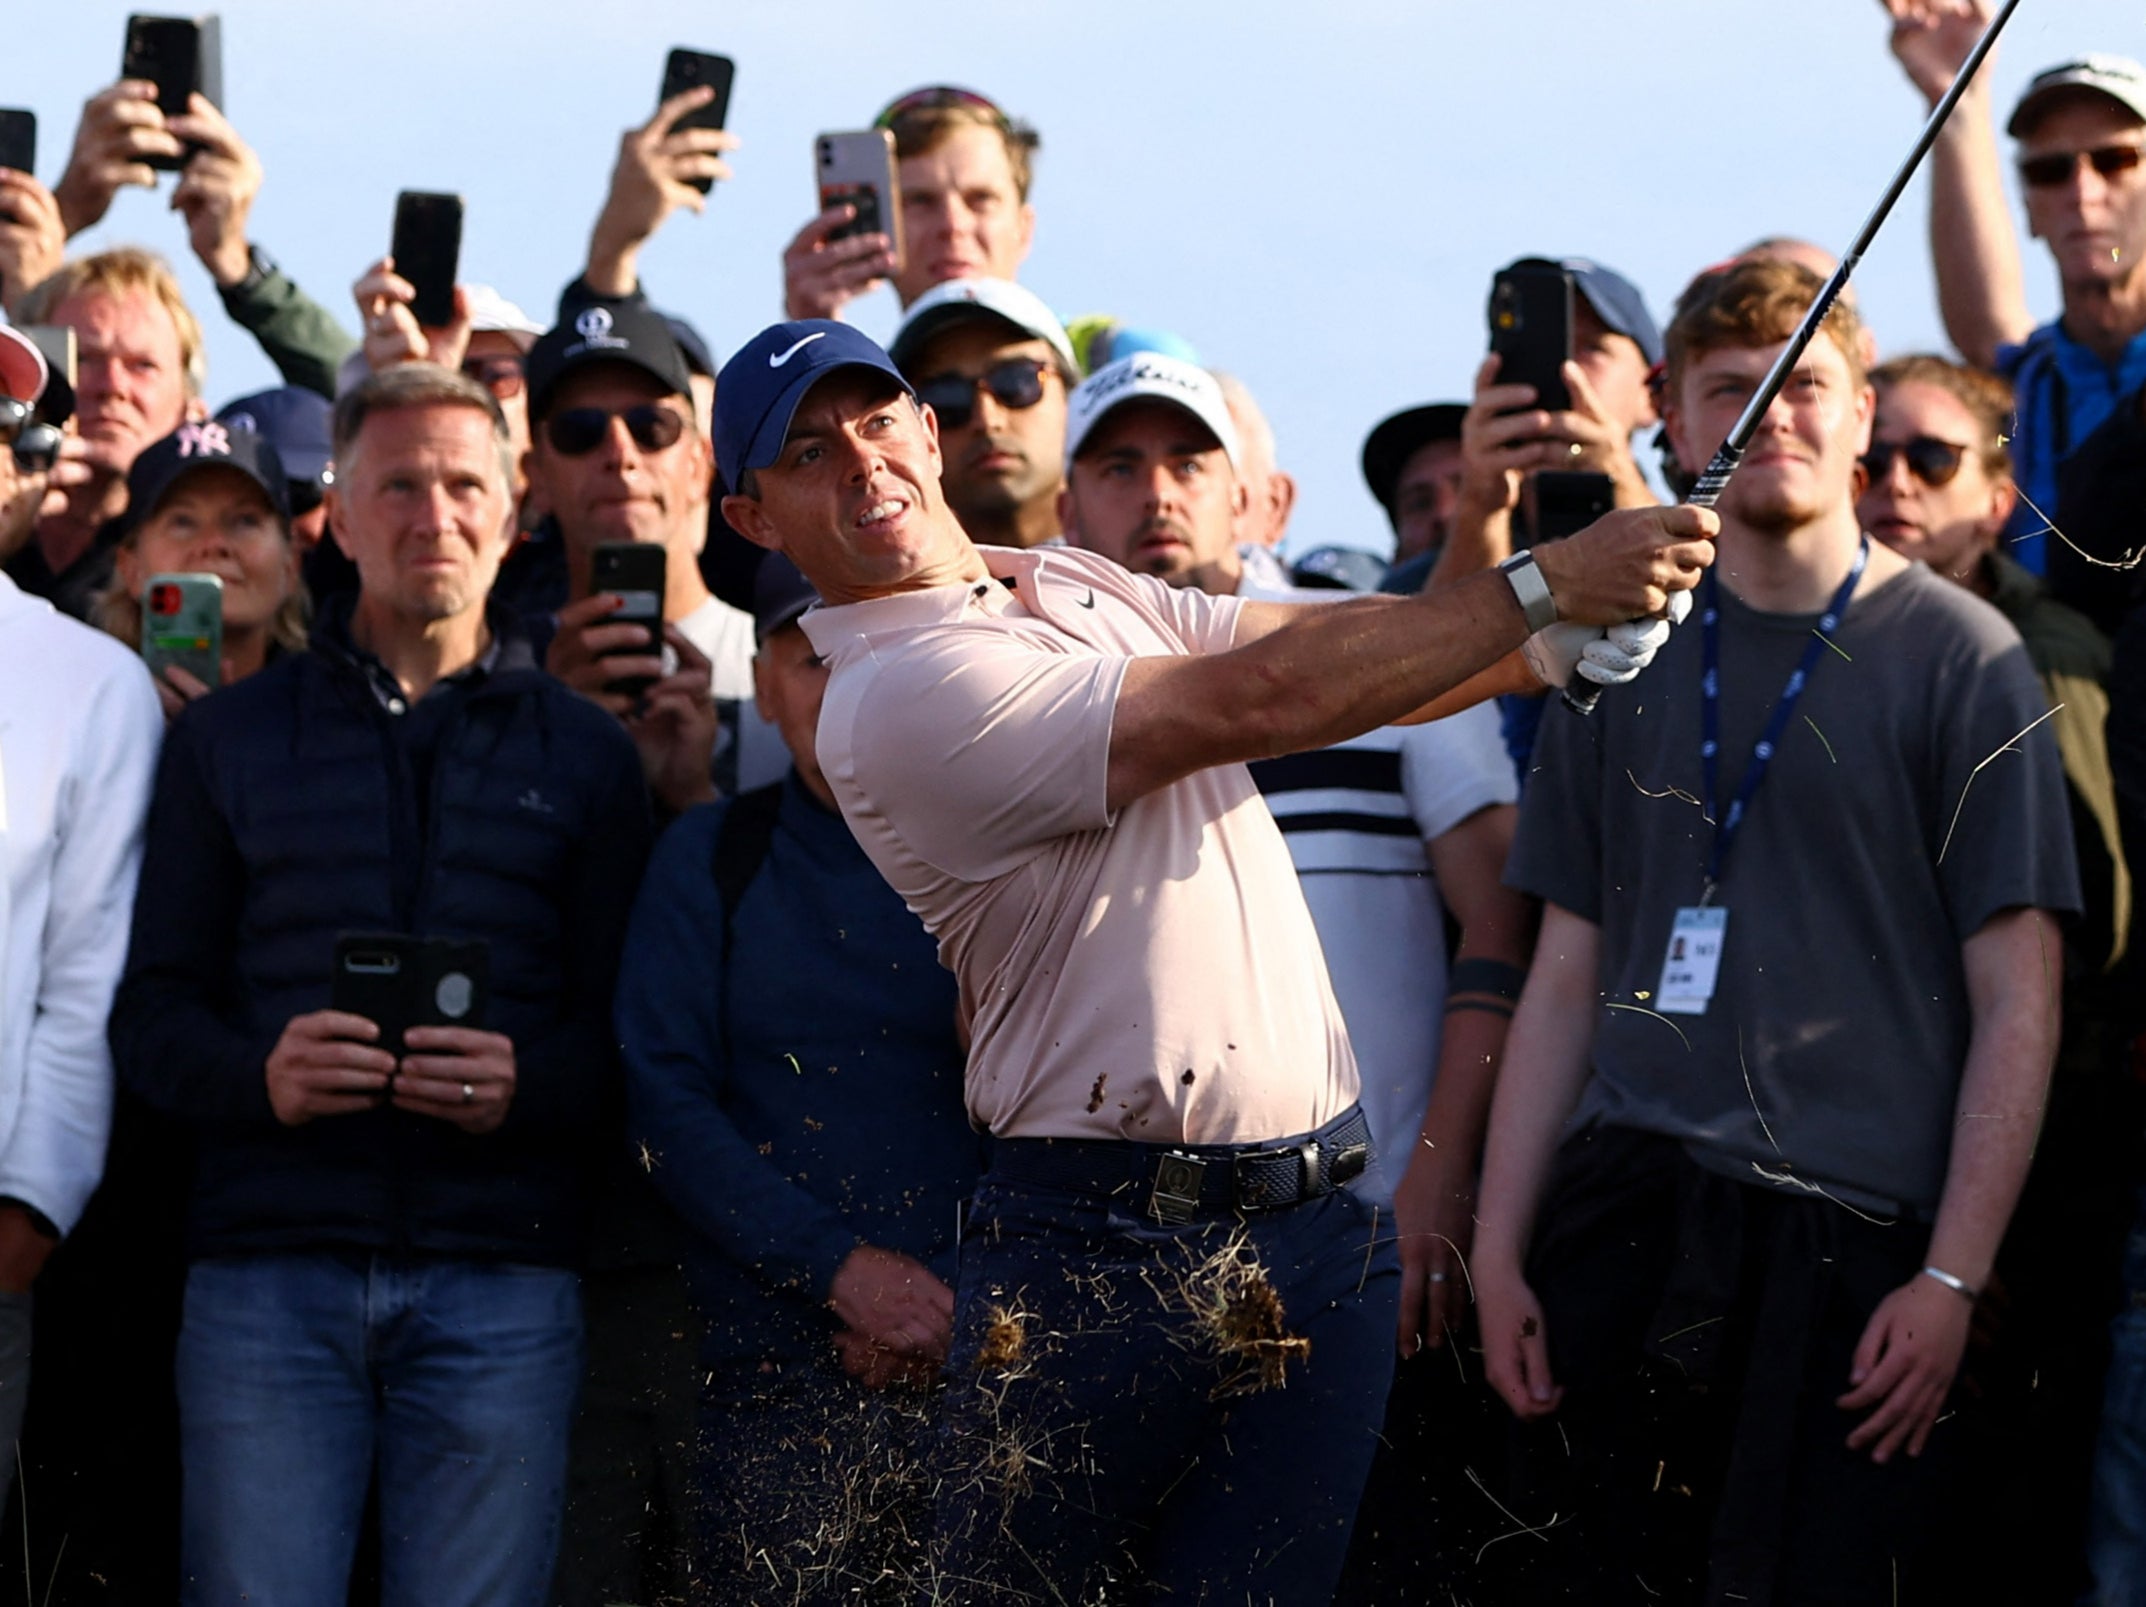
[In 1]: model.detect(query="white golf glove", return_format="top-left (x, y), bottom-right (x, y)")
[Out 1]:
top-left (1521, 589), bottom-right (1693, 690)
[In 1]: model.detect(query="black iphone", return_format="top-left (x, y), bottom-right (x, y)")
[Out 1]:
top-left (122, 14), bottom-right (222, 170)
top-left (0, 110), bottom-right (34, 177)
top-left (591, 542), bottom-right (667, 700)
top-left (1488, 261), bottom-right (1575, 415)
top-left (331, 933), bottom-right (490, 1059)
top-left (390, 191), bottom-right (463, 329)
top-left (658, 50), bottom-right (735, 194)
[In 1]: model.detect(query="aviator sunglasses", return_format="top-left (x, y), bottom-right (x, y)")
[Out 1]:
top-left (2017, 143), bottom-right (2146, 188)
top-left (914, 359), bottom-right (1051, 431)
top-left (1862, 435), bottom-right (1970, 489)
top-left (545, 403), bottom-right (686, 457)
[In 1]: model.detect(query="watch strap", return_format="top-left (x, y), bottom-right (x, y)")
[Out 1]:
top-left (1498, 550), bottom-right (1559, 634)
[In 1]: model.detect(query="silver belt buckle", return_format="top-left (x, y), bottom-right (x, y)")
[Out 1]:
top-left (1149, 1152), bottom-right (1208, 1225)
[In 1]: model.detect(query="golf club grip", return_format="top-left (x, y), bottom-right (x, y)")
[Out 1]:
top-left (1561, 442), bottom-right (1741, 716)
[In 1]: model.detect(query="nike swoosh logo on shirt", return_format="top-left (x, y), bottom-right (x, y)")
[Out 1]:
top-left (1078, 589), bottom-right (1097, 608)
top-left (768, 333), bottom-right (827, 368)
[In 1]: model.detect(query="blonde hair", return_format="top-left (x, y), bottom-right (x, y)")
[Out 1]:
top-left (887, 103), bottom-right (1040, 201)
top-left (94, 523), bottom-right (310, 659)
top-left (19, 247), bottom-right (207, 397)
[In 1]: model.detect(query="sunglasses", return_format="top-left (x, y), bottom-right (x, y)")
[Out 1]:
top-left (546, 403), bottom-right (686, 457)
top-left (914, 359), bottom-right (1051, 431)
top-left (2017, 143), bottom-right (2146, 188)
top-left (0, 397), bottom-right (59, 473)
top-left (874, 85), bottom-right (1007, 131)
top-left (461, 354), bottom-right (526, 400)
top-left (1863, 435), bottom-right (1970, 489)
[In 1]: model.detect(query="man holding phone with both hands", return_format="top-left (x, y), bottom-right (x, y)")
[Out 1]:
top-left (110, 362), bottom-right (650, 1605)
top-left (712, 317), bottom-right (1714, 1603)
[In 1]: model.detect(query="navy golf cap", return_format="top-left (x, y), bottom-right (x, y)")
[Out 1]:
top-left (217, 385), bottom-right (333, 490)
top-left (752, 551), bottom-right (821, 644)
top-left (122, 421), bottom-right (291, 534)
top-left (714, 320), bottom-right (912, 496)
top-left (1505, 256), bottom-right (1663, 369)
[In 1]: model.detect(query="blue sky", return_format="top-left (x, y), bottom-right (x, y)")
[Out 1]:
top-left (18, 0), bottom-right (2142, 557)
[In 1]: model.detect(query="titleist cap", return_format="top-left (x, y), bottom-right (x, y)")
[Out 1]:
top-left (713, 320), bottom-right (913, 496)
top-left (1063, 352), bottom-right (1241, 472)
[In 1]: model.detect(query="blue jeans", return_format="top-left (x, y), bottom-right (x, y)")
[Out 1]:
top-left (2087, 1187), bottom-right (2146, 1607)
top-left (927, 1167), bottom-right (1399, 1604)
top-left (176, 1251), bottom-right (583, 1607)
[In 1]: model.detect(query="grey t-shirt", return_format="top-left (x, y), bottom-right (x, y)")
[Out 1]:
top-left (1510, 560), bottom-right (2081, 1217)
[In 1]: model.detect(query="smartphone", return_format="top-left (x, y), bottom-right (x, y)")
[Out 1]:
top-left (659, 49), bottom-right (735, 194)
top-left (1489, 262), bottom-right (1574, 415)
top-left (1531, 470), bottom-right (1617, 543)
top-left (122, 14), bottom-right (223, 171)
top-left (816, 130), bottom-right (904, 270)
top-left (23, 326), bottom-right (75, 427)
top-left (591, 541), bottom-right (666, 700)
top-left (331, 933), bottom-right (490, 1058)
top-left (390, 190), bottom-right (463, 329)
top-left (0, 110), bottom-right (34, 177)
top-left (141, 572), bottom-right (222, 688)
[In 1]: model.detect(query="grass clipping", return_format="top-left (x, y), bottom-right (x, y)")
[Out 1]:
top-left (1150, 1229), bottom-right (1311, 1399)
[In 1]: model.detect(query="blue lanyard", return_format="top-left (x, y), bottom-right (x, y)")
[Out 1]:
top-left (1700, 536), bottom-right (1867, 892)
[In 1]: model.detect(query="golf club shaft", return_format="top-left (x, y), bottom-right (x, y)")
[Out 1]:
top-left (1562, 0), bottom-right (2023, 715)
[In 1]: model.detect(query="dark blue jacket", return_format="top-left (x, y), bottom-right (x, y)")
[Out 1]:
top-left (110, 606), bottom-right (651, 1265)
top-left (618, 774), bottom-right (983, 1374)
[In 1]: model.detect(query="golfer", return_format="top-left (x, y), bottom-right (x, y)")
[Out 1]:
top-left (713, 322), bottom-right (1716, 1604)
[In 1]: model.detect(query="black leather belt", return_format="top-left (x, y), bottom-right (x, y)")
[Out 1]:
top-left (992, 1105), bottom-right (1373, 1225)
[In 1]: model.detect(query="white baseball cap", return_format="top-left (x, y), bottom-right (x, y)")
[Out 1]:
top-left (463, 282), bottom-right (544, 348)
top-left (890, 277), bottom-right (1078, 378)
top-left (0, 315), bottom-right (46, 405)
top-left (2009, 55), bottom-right (2146, 137)
top-left (1063, 352), bottom-right (1241, 473)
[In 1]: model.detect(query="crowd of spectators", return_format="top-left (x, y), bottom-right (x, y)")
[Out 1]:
top-left (3, 0), bottom-right (2146, 1602)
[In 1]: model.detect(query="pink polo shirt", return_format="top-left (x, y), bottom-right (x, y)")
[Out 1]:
top-left (801, 544), bottom-right (1358, 1145)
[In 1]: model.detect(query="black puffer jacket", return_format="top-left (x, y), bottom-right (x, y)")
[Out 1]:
top-left (110, 606), bottom-right (651, 1265)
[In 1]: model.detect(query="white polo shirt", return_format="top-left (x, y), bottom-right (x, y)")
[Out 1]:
top-left (0, 576), bottom-right (161, 1232)
top-left (803, 544), bottom-right (1358, 1146)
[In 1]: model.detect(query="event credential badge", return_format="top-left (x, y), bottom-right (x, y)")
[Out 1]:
top-left (1656, 907), bottom-right (1727, 1015)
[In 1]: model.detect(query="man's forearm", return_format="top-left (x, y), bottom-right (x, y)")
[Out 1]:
top-left (1924, 907), bottom-right (2063, 1290)
top-left (1473, 906), bottom-right (1600, 1269)
top-left (1110, 570), bottom-right (1529, 810)
top-left (1929, 90), bottom-right (2035, 369)
top-left (220, 254), bottom-right (358, 400)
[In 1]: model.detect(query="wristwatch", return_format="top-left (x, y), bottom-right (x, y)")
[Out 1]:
top-left (225, 243), bottom-right (277, 299)
top-left (1497, 550), bottom-right (1559, 633)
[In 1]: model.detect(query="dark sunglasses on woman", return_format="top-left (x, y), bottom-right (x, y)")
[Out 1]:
top-left (1862, 435), bottom-right (1969, 489)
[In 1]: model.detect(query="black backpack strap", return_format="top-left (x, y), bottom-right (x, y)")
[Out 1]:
top-left (712, 782), bottom-right (785, 944)
top-left (710, 782), bottom-right (784, 1066)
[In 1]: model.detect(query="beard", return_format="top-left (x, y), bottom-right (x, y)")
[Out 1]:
top-left (1729, 467), bottom-right (1827, 539)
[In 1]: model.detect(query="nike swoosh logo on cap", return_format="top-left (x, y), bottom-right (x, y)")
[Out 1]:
top-left (769, 333), bottom-right (827, 368)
